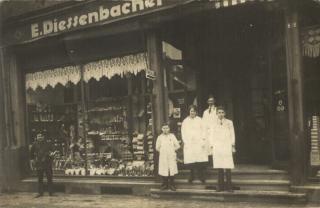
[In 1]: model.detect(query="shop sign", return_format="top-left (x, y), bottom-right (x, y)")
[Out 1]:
top-left (146, 69), bottom-right (156, 80)
top-left (4, 0), bottom-right (190, 45)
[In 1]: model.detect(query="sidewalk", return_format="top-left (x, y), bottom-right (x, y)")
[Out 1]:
top-left (0, 192), bottom-right (318, 208)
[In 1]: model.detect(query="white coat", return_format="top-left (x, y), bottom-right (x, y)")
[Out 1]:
top-left (181, 116), bottom-right (208, 164)
top-left (156, 133), bottom-right (180, 176)
top-left (202, 107), bottom-right (217, 125)
top-left (209, 118), bottom-right (235, 169)
top-left (202, 107), bottom-right (218, 155)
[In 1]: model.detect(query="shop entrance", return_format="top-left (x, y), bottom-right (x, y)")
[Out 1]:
top-left (162, 6), bottom-right (290, 166)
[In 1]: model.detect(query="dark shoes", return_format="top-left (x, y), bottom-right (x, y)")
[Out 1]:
top-left (160, 184), bottom-right (168, 190)
top-left (216, 187), bottom-right (223, 192)
top-left (34, 194), bottom-right (43, 198)
top-left (216, 185), bottom-right (233, 192)
top-left (160, 183), bottom-right (176, 191)
top-left (169, 184), bottom-right (176, 191)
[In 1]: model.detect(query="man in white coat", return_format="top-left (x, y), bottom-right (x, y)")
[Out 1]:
top-left (202, 95), bottom-right (218, 156)
top-left (181, 105), bottom-right (208, 183)
top-left (209, 106), bottom-right (236, 192)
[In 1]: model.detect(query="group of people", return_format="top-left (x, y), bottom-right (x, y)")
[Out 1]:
top-left (156, 96), bottom-right (236, 192)
top-left (30, 95), bottom-right (235, 198)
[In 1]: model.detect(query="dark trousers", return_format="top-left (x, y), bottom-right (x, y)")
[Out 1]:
top-left (161, 176), bottom-right (176, 190)
top-left (189, 162), bottom-right (207, 182)
top-left (37, 166), bottom-right (53, 195)
top-left (217, 169), bottom-right (232, 191)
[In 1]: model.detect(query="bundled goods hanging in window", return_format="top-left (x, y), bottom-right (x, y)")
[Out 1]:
top-left (132, 134), bottom-right (145, 161)
top-left (146, 131), bottom-right (154, 162)
top-left (310, 115), bottom-right (320, 166)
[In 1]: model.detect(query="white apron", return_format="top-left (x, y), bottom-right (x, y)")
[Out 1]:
top-left (202, 107), bottom-right (218, 155)
top-left (156, 133), bottom-right (180, 176)
top-left (209, 118), bottom-right (235, 169)
top-left (181, 116), bottom-right (208, 164)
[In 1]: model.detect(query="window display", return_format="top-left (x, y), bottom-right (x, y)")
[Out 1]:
top-left (28, 101), bottom-right (80, 174)
top-left (27, 74), bottom-right (155, 177)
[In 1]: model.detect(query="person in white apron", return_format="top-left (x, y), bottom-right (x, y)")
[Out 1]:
top-left (156, 123), bottom-right (180, 191)
top-left (181, 105), bottom-right (208, 183)
top-left (202, 95), bottom-right (218, 164)
top-left (209, 106), bottom-right (236, 192)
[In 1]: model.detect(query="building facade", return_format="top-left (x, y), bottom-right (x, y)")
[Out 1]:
top-left (1, 0), bottom-right (320, 192)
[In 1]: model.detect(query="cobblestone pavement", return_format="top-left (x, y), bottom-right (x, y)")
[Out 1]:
top-left (0, 193), bottom-right (318, 208)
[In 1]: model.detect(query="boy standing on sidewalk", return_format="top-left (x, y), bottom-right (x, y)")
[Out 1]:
top-left (209, 106), bottom-right (236, 192)
top-left (156, 123), bottom-right (180, 191)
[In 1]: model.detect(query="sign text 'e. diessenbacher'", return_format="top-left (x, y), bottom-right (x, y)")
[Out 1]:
top-left (31, 0), bottom-right (163, 39)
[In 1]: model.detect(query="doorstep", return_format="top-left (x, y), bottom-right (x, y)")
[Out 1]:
top-left (18, 177), bottom-right (159, 195)
top-left (150, 188), bottom-right (307, 204)
top-left (290, 183), bottom-right (320, 203)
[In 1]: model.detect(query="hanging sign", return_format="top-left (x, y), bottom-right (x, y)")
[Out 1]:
top-left (146, 69), bottom-right (156, 80)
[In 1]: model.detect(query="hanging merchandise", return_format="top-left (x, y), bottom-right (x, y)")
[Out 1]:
top-left (302, 26), bottom-right (320, 58)
top-left (83, 53), bottom-right (148, 82)
top-left (25, 66), bottom-right (81, 90)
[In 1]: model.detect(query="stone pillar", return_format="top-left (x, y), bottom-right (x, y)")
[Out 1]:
top-left (284, 0), bottom-right (307, 185)
top-left (147, 30), bottom-right (166, 135)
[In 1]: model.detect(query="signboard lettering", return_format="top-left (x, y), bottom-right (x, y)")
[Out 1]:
top-left (30, 0), bottom-right (163, 39)
top-left (4, 0), bottom-right (193, 45)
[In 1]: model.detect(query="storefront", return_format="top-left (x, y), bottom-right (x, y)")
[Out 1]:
top-left (302, 25), bottom-right (320, 178)
top-left (1, 0), bottom-right (319, 187)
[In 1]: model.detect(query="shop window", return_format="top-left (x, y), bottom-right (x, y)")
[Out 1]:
top-left (27, 85), bottom-right (80, 174)
top-left (26, 53), bottom-right (154, 177)
top-left (88, 76), bottom-right (128, 100)
top-left (86, 72), bottom-right (154, 176)
top-left (64, 82), bottom-right (75, 103)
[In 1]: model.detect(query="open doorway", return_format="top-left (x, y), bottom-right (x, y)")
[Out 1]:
top-left (161, 6), bottom-right (289, 167)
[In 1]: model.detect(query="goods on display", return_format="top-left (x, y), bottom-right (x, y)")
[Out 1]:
top-left (310, 115), bottom-right (320, 167)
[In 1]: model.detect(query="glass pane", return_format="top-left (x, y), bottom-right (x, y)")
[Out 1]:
top-left (85, 73), bottom-right (154, 176)
top-left (27, 83), bottom-right (82, 175)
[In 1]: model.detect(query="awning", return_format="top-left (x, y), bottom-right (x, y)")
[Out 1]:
top-left (25, 53), bottom-right (148, 90)
top-left (302, 25), bottom-right (320, 58)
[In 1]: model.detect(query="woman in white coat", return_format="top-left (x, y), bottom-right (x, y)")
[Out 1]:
top-left (181, 105), bottom-right (208, 183)
top-left (156, 123), bottom-right (180, 191)
top-left (209, 106), bottom-right (236, 192)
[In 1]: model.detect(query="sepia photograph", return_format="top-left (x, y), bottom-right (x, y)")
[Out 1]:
top-left (0, 0), bottom-right (320, 207)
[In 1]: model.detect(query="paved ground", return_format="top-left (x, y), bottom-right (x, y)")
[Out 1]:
top-left (0, 193), bottom-right (318, 208)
